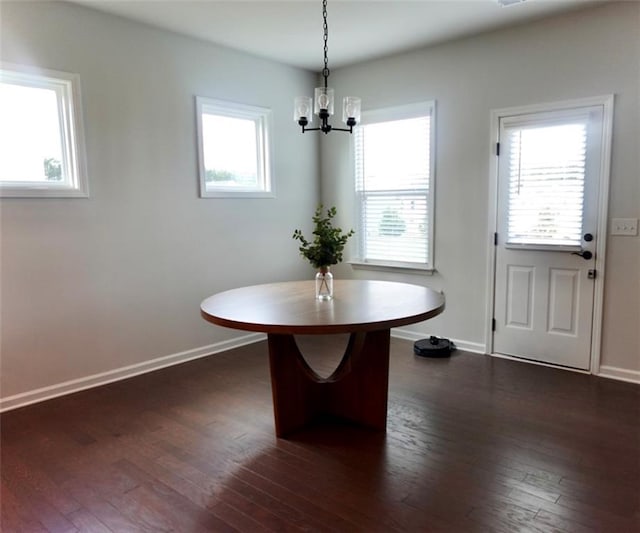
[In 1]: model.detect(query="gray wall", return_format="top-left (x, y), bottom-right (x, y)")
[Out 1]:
top-left (322, 2), bottom-right (640, 375)
top-left (0, 1), bottom-right (319, 402)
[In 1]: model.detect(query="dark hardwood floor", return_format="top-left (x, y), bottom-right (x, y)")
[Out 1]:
top-left (1, 336), bottom-right (639, 532)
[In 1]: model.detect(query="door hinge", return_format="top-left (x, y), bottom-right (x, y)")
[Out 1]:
top-left (588, 269), bottom-right (597, 279)
top-left (492, 318), bottom-right (496, 332)
top-left (494, 232), bottom-right (498, 246)
top-left (496, 142), bottom-right (500, 156)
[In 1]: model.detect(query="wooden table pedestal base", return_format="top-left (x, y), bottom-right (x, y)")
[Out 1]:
top-left (267, 329), bottom-right (391, 438)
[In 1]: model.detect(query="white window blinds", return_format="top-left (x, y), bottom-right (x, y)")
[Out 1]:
top-left (506, 122), bottom-right (587, 247)
top-left (354, 103), bottom-right (434, 268)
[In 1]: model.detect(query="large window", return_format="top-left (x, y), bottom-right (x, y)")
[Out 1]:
top-left (196, 97), bottom-right (273, 198)
top-left (354, 102), bottom-right (435, 270)
top-left (0, 65), bottom-right (88, 197)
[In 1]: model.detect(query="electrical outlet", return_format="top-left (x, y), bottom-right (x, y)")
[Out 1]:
top-left (611, 218), bottom-right (638, 236)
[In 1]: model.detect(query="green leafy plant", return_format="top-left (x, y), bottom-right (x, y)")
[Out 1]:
top-left (293, 205), bottom-right (354, 269)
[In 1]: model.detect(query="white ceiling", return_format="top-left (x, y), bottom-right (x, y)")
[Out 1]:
top-left (69, 0), bottom-right (607, 71)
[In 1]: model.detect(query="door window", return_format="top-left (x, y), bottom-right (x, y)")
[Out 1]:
top-left (505, 121), bottom-right (588, 248)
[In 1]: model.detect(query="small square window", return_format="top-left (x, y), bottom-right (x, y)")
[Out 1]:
top-left (0, 64), bottom-right (88, 198)
top-left (196, 97), bottom-right (273, 198)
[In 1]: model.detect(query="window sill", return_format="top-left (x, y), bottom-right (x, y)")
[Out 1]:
top-left (349, 260), bottom-right (435, 275)
top-left (0, 185), bottom-right (89, 198)
top-left (200, 190), bottom-right (275, 199)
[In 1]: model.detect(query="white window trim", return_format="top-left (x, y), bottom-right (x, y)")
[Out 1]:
top-left (351, 101), bottom-right (436, 272)
top-left (196, 96), bottom-right (274, 199)
top-left (0, 63), bottom-right (89, 198)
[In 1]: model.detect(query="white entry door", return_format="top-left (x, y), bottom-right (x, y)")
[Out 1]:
top-left (493, 104), bottom-right (607, 370)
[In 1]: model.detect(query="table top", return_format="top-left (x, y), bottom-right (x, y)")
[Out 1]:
top-left (200, 280), bottom-right (445, 335)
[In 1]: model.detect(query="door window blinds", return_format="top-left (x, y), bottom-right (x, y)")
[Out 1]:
top-left (505, 122), bottom-right (587, 247)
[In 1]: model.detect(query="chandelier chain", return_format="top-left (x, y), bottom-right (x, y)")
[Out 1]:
top-left (322, 0), bottom-right (330, 87)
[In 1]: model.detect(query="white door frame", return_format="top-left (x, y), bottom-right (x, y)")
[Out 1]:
top-left (485, 95), bottom-right (614, 374)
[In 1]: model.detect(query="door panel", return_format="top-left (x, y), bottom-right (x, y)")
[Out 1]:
top-left (493, 105), bottom-right (605, 370)
top-left (506, 265), bottom-right (534, 328)
top-left (548, 268), bottom-right (579, 335)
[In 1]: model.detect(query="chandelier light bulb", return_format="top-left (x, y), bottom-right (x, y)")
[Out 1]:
top-left (318, 94), bottom-right (330, 109)
top-left (294, 96), bottom-right (313, 123)
top-left (342, 96), bottom-right (361, 125)
top-left (314, 87), bottom-right (335, 116)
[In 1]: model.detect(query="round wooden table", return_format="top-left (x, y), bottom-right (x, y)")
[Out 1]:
top-left (201, 280), bottom-right (445, 437)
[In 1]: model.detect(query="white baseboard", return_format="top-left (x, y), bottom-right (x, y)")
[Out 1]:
top-left (0, 333), bottom-right (266, 413)
top-left (597, 365), bottom-right (640, 385)
top-left (6, 331), bottom-right (634, 414)
top-left (485, 356), bottom-right (639, 383)
top-left (391, 327), bottom-right (486, 354)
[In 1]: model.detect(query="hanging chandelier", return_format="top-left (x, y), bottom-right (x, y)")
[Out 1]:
top-left (294, 0), bottom-right (361, 134)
